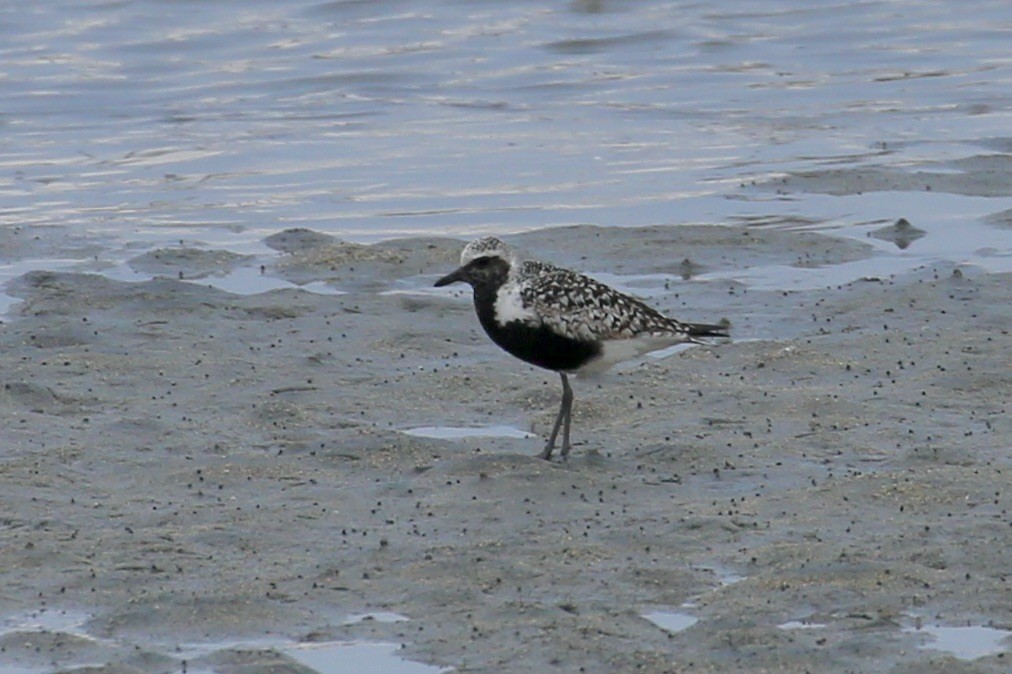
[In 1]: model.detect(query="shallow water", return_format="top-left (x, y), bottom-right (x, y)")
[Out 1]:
top-left (778, 619), bottom-right (828, 631)
top-left (0, 608), bottom-right (446, 674)
top-left (403, 424), bottom-right (537, 440)
top-left (903, 620), bottom-right (1012, 661)
top-left (177, 639), bottom-right (450, 674)
top-left (2, 0), bottom-right (1011, 299)
top-left (642, 610), bottom-right (699, 634)
top-left (284, 641), bottom-right (450, 674)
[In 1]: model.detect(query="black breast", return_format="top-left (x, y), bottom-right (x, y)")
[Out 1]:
top-left (472, 289), bottom-right (601, 372)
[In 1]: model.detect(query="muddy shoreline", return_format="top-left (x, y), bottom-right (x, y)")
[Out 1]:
top-left (0, 224), bottom-right (1009, 673)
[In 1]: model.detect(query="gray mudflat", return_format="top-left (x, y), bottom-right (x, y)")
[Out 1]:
top-left (0, 224), bottom-right (1009, 673)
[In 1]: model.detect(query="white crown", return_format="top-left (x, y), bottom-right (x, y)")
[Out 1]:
top-left (460, 236), bottom-right (515, 265)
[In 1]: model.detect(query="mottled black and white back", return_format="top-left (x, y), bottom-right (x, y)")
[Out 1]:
top-left (435, 236), bottom-right (728, 459)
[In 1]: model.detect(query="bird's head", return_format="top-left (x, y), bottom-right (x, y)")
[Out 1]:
top-left (434, 237), bottom-right (514, 290)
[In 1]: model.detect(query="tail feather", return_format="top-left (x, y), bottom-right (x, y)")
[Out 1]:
top-left (685, 320), bottom-right (730, 338)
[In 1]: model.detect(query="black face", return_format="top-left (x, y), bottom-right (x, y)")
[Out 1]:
top-left (434, 255), bottom-right (510, 290)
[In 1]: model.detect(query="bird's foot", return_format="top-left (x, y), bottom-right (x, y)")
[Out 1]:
top-left (539, 444), bottom-right (572, 462)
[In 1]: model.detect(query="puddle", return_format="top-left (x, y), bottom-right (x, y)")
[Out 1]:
top-left (695, 565), bottom-right (747, 587)
top-left (100, 261), bottom-right (345, 297)
top-left (175, 639), bottom-right (449, 674)
top-left (285, 641), bottom-right (450, 674)
top-left (300, 280), bottom-right (347, 295)
top-left (402, 425), bottom-right (536, 440)
top-left (903, 620), bottom-right (1011, 661)
top-left (0, 609), bottom-right (113, 674)
top-left (642, 611), bottom-right (699, 634)
top-left (0, 609), bottom-right (449, 674)
top-left (0, 664), bottom-right (42, 674)
top-left (698, 257), bottom-right (912, 292)
top-left (778, 619), bottom-right (827, 630)
top-left (1, 257), bottom-right (347, 318)
top-left (343, 612), bottom-right (410, 625)
top-left (382, 284), bottom-right (467, 298)
top-left (181, 266), bottom-right (344, 296)
top-left (0, 608), bottom-right (93, 637)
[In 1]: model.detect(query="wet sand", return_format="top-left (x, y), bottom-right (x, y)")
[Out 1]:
top-left (0, 224), bottom-right (1009, 673)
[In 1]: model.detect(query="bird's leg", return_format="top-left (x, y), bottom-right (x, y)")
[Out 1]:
top-left (540, 373), bottom-right (572, 461)
top-left (559, 373), bottom-right (574, 460)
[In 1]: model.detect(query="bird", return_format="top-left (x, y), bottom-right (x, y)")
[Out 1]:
top-left (434, 236), bottom-right (728, 460)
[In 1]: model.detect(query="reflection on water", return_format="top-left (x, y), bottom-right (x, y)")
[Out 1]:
top-left (285, 641), bottom-right (450, 674)
top-left (778, 619), bottom-right (827, 630)
top-left (903, 619), bottom-right (1012, 661)
top-left (642, 610), bottom-right (699, 634)
top-left (1, 0), bottom-right (1009, 288)
top-left (0, 608), bottom-right (447, 674)
top-left (0, 608), bottom-right (93, 636)
top-left (403, 425), bottom-right (536, 440)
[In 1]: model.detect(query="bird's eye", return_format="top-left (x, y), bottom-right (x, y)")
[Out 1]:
top-left (474, 256), bottom-right (492, 268)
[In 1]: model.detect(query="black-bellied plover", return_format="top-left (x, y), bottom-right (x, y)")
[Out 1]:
top-left (435, 236), bottom-right (728, 460)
